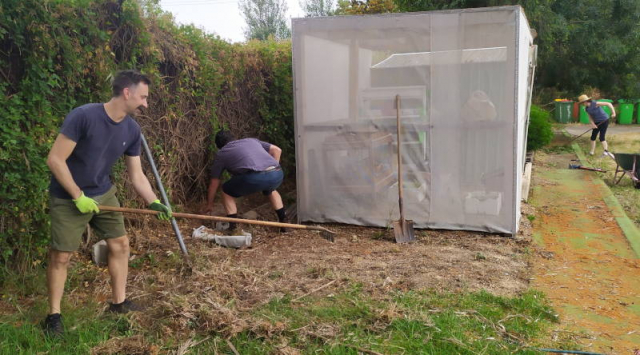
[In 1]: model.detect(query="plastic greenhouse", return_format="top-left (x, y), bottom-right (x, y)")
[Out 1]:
top-left (292, 6), bottom-right (537, 235)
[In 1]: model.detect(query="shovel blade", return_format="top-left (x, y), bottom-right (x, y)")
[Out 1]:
top-left (392, 219), bottom-right (415, 243)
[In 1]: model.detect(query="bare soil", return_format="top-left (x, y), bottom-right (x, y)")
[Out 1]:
top-left (49, 191), bottom-right (532, 346)
top-left (123, 213), bottom-right (531, 304)
top-left (529, 149), bottom-right (640, 354)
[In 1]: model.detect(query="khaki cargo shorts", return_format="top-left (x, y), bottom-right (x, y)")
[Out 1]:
top-left (49, 186), bottom-right (126, 252)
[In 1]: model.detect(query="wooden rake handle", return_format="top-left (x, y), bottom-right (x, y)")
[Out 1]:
top-left (97, 205), bottom-right (335, 234)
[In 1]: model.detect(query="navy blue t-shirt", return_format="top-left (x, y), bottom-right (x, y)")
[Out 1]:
top-left (586, 101), bottom-right (609, 123)
top-left (209, 138), bottom-right (278, 179)
top-left (49, 103), bottom-right (142, 199)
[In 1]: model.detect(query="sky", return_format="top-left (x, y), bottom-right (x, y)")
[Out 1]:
top-left (159, 0), bottom-right (305, 43)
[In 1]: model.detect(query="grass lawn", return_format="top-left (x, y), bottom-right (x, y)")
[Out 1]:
top-left (0, 265), bottom-right (580, 354)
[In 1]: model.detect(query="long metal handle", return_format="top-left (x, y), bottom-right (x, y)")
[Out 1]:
top-left (141, 134), bottom-right (189, 258)
top-left (98, 205), bottom-right (335, 233)
top-left (396, 95), bottom-right (404, 222)
top-left (569, 118), bottom-right (607, 143)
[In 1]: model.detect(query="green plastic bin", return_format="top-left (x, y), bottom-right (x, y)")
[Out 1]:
top-left (599, 99), bottom-right (613, 116)
top-left (554, 101), bottom-right (573, 123)
top-left (579, 99), bottom-right (614, 124)
top-left (579, 105), bottom-right (590, 124)
top-left (618, 99), bottom-right (634, 125)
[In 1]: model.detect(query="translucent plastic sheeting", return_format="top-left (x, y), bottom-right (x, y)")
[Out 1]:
top-left (292, 6), bottom-right (535, 234)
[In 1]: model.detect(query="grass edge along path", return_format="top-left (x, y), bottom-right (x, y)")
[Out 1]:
top-left (571, 142), bottom-right (640, 258)
top-left (529, 135), bottom-right (640, 353)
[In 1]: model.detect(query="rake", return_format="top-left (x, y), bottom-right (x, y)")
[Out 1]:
top-left (97, 205), bottom-right (336, 242)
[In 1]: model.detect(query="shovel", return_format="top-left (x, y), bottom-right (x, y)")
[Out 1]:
top-left (392, 95), bottom-right (416, 243)
top-left (97, 205), bottom-right (336, 242)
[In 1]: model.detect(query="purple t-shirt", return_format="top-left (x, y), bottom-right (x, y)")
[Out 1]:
top-left (209, 138), bottom-right (278, 178)
top-left (49, 103), bottom-right (142, 199)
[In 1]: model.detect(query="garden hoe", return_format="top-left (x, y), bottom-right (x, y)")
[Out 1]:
top-left (392, 95), bottom-right (416, 243)
top-left (98, 205), bottom-right (336, 242)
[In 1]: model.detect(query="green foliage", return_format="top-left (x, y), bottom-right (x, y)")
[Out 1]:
top-left (254, 41), bottom-right (295, 172)
top-left (336, 0), bottom-right (397, 14)
top-left (300, 0), bottom-right (336, 16)
top-left (0, 0), bottom-right (117, 268)
top-left (540, 0), bottom-right (640, 98)
top-left (0, 0), bottom-right (295, 269)
top-left (393, 0), bottom-right (472, 12)
top-left (240, 0), bottom-right (291, 40)
top-left (393, 0), bottom-right (640, 99)
top-left (528, 105), bottom-right (554, 151)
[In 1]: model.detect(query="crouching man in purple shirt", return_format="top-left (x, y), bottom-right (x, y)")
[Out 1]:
top-left (202, 130), bottom-right (287, 231)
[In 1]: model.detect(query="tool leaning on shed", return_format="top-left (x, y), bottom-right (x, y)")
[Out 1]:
top-left (391, 95), bottom-right (416, 243)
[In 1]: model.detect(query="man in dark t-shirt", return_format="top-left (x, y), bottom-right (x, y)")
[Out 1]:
top-left (43, 70), bottom-right (171, 337)
top-left (202, 130), bottom-right (287, 231)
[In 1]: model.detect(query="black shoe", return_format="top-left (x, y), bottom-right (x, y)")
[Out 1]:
top-left (42, 313), bottom-right (64, 337)
top-left (108, 299), bottom-right (143, 314)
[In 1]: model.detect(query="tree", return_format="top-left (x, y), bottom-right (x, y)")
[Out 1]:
top-left (393, 0), bottom-right (640, 99)
top-left (546, 0), bottom-right (640, 98)
top-left (300, 0), bottom-right (336, 16)
top-left (335, 0), bottom-right (396, 15)
top-left (240, 0), bottom-right (291, 41)
top-left (394, 0), bottom-right (512, 12)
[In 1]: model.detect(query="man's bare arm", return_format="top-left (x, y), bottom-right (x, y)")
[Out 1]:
top-left (47, 134), bottom-right (82, 199)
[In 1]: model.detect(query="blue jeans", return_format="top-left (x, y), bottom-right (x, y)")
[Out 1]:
top-left (222, 168), bottom-right (284, 198)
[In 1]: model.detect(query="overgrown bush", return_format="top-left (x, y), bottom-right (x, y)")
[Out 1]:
top-left (0, 0), bottom-right (294, 269)
top-left (527, 104), bottom-right (554, 151)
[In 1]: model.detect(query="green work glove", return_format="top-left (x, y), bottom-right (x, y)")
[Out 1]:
top-left (73, 192), bottom-right (100, 214)
top-left (149, 200), bottom-right (172, 221)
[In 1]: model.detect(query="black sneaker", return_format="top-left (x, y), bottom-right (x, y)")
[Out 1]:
top-left (108, 299), bottom-right (143, 314)
top-left (42, 313), bottom-right (64, 337)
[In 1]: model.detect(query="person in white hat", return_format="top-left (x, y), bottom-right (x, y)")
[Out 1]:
top-left (578, 94), bottom-right (616, 157)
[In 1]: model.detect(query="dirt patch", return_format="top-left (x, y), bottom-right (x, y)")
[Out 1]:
top-left (231, 226), bottom-right (528, 296)
top-left (0, 183), bottom-right (534, 347)
top-left (90, 335), bottom-right (159, 355)
top-left (529, 149), bottom-right (640, 354)
top-left (21, 189), bottom-right (529, 344)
